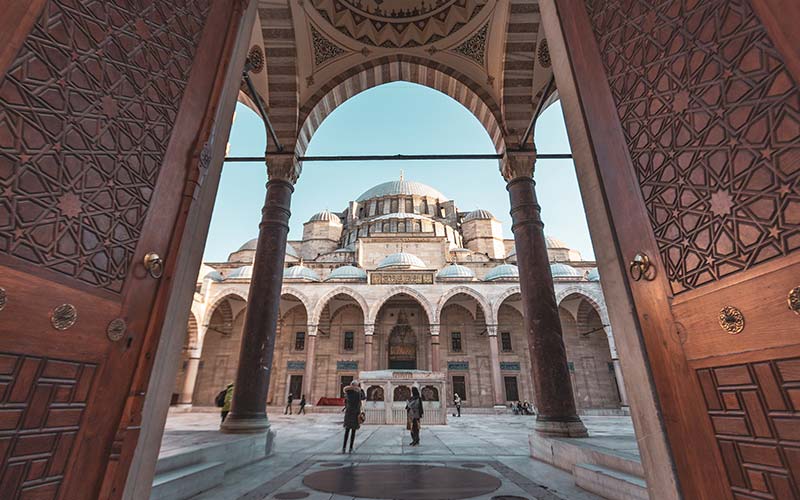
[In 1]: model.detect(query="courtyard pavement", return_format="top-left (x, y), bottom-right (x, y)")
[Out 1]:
top-left (160, 411), bottom-right (638, 500)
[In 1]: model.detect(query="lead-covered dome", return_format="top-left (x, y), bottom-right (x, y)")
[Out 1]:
top-left (326, 265), bottom-right (367, 282)
top-left (377, 252), bottom-right (426, 270)
top-left (586, 267), bottom-right (600, 281)
top-left (483, 264), bottom-right (519, 282)
top-left (307, 210), bottom-right (341, 224)
top-left (284, 265), bottom-right (321, 282)
top-left (227, 265), bottom-right (253, 279)
top-left (357, 179), bottom-right (447, 202)
top-left (436, 263), bottom-right (475, 281)
top-left (463, 209), bottom-right (495, 222)
top-left (550, 263), bottom-right (582, 278)
top-left (237, 238), bottom-right (258, 252)
top-left (197, 264), bottom-right (223, 283)
top-left (545, 235), bottom-right (568, 249)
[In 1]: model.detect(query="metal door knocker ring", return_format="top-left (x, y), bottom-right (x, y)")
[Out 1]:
top-left (143, 252), bottom-right (164, 279)
top-left (629, 253), bottom-right (655, 281)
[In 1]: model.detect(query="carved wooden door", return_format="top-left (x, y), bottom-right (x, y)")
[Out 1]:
top-left (548, 0), bottom-right (800, 498)
top-left (0, 1), bottom-right (244, 498)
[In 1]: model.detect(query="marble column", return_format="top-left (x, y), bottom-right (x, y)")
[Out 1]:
top-left (613, 359), bottom-right (629, 407)
top-left (222, 155), bottom-right (299, 433)
top-left (364, 324), bottom-right (375, 371)
top-left (177, 353), bottom-right (201, 405)
top-left (503, 151), bottom-right (587, 437)
top-left (429, 325), bottom-right (441, 372)
top-left (302, 324), bottom-right (318, 404)
top-left (487, 325), bottom-right (505, 407)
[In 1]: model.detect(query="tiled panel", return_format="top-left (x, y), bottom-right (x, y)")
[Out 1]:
top-left (0, 353), bottom-right (97, 499)
top-left (696, 358), bottom-right (800, 498)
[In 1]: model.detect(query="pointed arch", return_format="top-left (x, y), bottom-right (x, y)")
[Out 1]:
top-left (203, 289), bottom-right (248, 329)
top-left (310, 286), bottom-right (369, 326)
top-left (368, 286), bottom-right (434, 325)
top-left (491, 286), bottom-right (521, 324)
top-left (434, 286), bottom-right (492, 325)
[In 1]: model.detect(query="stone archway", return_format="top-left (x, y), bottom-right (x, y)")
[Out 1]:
top-left (388, 311), bottom-right (418, 369)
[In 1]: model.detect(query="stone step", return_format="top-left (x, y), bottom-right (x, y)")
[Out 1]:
top-left (574, 462), bottom-right (648, 500)
top-left (151, 461), bottom-right (225, 500)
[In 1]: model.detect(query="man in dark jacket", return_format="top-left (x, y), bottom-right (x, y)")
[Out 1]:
top-left (285, 392), bottom-right (293, 415)
top-left (406, 386), bottom-right (424, 446)
top-left (298, 394), bottom-right (307, 415)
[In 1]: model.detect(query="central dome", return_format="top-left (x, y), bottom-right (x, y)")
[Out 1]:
top-left (377, 252), bottom-right (426, 270)
top-left (357, 179), bottom-right (448, 202)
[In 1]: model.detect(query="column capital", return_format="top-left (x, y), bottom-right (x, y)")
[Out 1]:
top-left (486, 325), bottom-right (498, 337)
top-left (501, 150), bottom-right (537, 182)
top-left (429, 324), bottom-right (440, 336)
top-left (364, 323), bottom-right (375, 336)
top-left (266, 153), bottom-right (301, 184)
top-left (307, 324), bottom-right (318, 336)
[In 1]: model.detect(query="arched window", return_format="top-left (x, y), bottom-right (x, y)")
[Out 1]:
top-left (383, 222), bottom-right (390, 232)
top-left (405, 198), bottom-right (413, 212)
top-left (391, 198), bottom-right (399, 212)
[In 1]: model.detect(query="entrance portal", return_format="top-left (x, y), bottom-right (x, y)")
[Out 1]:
top-left (388, 318), bottom-right (417, 369)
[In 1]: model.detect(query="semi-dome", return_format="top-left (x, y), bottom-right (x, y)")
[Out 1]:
top-left (283, 265), bottom-right (321, 282)
top-left (307, 210), bottom-right (341, 224)
top-left (483, 264), bottom-right (519, 282)
top-left (586, 267), bottom-right (600, 281)
top-left (356, 179), bottom-right (447, 202)
top-left (436, 263), bottom-right (475, 281)
top-left (545, 235), bottom-right (568, 249)
top-left (227, 265), bottom-right (253, 279)
top-left (325, 265), bottom-right (367, 282)
top-left (550, 263), bottom-right (583, 278)
top-left (463, 209), bottom-right (495, 222)
top-left (377, 252), bottom-right (426, 270)
top-left (197, 264), bottom-right (223, 283)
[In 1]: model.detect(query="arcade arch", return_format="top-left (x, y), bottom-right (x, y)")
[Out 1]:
top-left (372, 293), bottom-right (432, 371)
top-left (493, 291), bottom-right (534, 405)
top-left (270, 293), bottom-right (310, 405)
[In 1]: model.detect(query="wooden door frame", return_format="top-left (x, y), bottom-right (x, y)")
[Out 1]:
top-left (120, 2), bottom-right (259, 498)
top-left (539, 0), bottom-right (685, 497)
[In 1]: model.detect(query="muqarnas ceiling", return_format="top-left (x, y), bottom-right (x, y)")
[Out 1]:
top-left (311, 0), bottom-right (488, 48)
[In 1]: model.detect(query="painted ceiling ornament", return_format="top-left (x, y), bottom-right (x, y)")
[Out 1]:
top-left (247, 45), bottom-right (265, 73)
top-left (538, 38), bottom-right (551, 68)
top-left (311, 0), bottom-right (488, 48)
top-left (452, 21), bottom-right (487, 65)
top-left (311, 25), bottom-right (346, 67)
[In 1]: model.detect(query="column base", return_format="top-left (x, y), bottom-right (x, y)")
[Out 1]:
top-left (220, 413), bottom-right (271, 434)
top-left (493, 404), bottom-right (508, 409)
top-left (534, 417), bottom-right (589, 438)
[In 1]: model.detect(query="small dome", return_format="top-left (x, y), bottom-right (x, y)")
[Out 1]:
top-left (463, 209), bottom-right (495, 222)
top-left (307, 210), bottom-right (341, 224)
top-left (237, 238), bottom-right (258, 252)
top-left (227, 265), bottom-right (253, 279)
top-left (356, 179), bottom-right (448, 202)
top-left (284, 265), bottom-right (321, 282)
top-left (197, 264), bottom-right (223, 283)
top-left (550, 263), bottom-right (583, 278)
top-left (586, 267), bottom-right (600, 281)
top-left (377, 252), bottom-right (426, 270)
top-left (484, 264), bottom-right (519, 282)
top-left (545, 235), bottom-right (569, 249)
top-left (326, 265), bottom-right (367, 282)
top-left (436, 264), bottom-right (475, 281)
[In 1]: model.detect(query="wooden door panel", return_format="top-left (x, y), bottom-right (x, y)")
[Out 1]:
top-left (0, 0), bottom-right (224, 498)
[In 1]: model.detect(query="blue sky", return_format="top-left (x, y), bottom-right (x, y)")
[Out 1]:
top-left (203, 82), bottom-right (593, 262)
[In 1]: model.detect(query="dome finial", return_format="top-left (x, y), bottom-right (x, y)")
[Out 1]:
top-left (399, 169), bottom-right (404, 181)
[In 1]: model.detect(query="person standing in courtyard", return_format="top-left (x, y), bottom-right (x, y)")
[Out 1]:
top-left (298, 394), bottom-right (307, 415)
top-left (285, 392), bottom-right (293, 415)
top-left (217, 383), bottom-right (234, 424)
top-left (342, 380), bottom-right (365, 453)
top-left (454, 393), bottom-right (462, 417)
top-left (406, 386), bottom-right (424, 446)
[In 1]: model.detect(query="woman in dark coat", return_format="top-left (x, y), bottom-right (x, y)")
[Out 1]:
top-left (405, 386), bottom-right (424, 446)
top-left (342, 380), bottom-right (365, 453)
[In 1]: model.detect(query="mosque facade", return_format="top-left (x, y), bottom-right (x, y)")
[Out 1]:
top-left (176, 178), bottom-right (626, 412)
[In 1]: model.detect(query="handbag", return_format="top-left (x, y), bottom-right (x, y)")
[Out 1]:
top-left (358, 411), bottom-right (366, 424)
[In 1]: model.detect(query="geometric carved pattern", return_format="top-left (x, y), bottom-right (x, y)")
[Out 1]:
top-left (310, 26), bottom-right (345, 68)
top-left (589, 0), bottom-right (800, 294)
top-left (0, 352), bottom-right (97, 498)
top-left (696, 358), bottom-right (800, 498)
top-left (453, 22), bottom-right (488, 66)
top-left (0, 0), bottom-right (211, 292)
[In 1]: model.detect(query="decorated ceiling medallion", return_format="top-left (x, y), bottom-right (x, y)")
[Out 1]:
top-left (311, 26), bottom-right (346, 67)
top-left (247, 45), bottom-right (264, 73)
top-left (107, 318), bottom-right (127, 342)
top-left (718, 306), bottom-right (744, 335)
top-left (51, 304), bottom-right (77, 331)
top-left (311, 0), bottom-right (488, 48)
top-left (453, 22), bottom-right (487, 65)
top-left (538, 39), bottom-right (551, 68)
